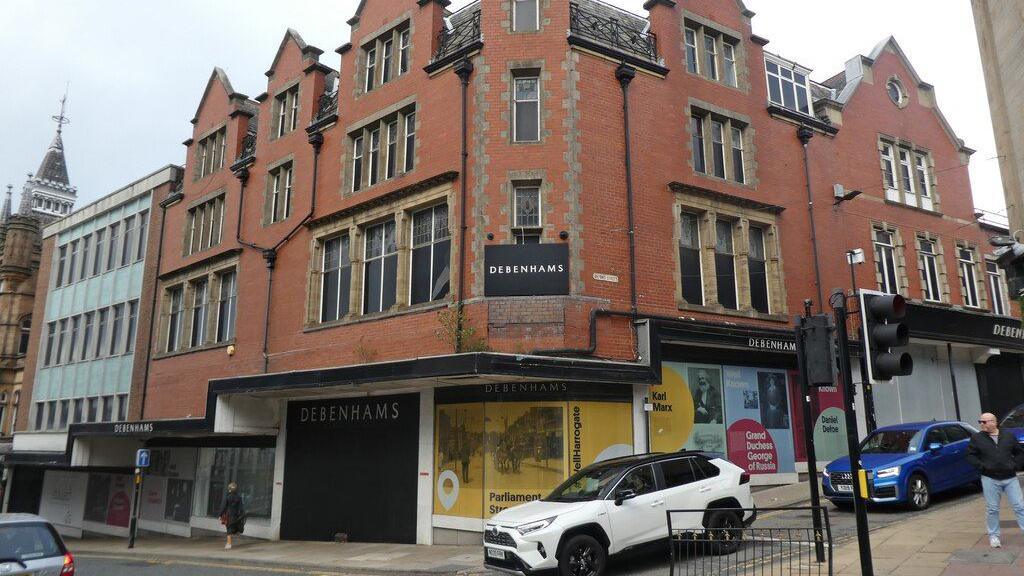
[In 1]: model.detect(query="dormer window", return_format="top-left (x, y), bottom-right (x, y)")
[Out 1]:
top-left (274, 86), bottom-right (300, 138)
top-left (764, 56), bottom-right (813, 116)
top-left (196, 128), bottom-right (227, 178)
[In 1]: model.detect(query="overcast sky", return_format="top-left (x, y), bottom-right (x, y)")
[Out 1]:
top-left (0, 0), bottom-right (1005, 218)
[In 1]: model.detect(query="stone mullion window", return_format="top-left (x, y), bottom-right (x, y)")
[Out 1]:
top-left (394, 209), bottom-right (412, 309)
top-left (763, 224), bottom-right (785, 314)
top-left (872, 223), bottom-right (910, 297)
top-left (348, 108), bottom-right (417, 194)
top-left (361, 22), bottom-right (412, 94)
top-left (683, 18), bottom-right (742, 89)
top-left (691, 110), bottom-right (749, 184)
top-left (733, 218), bottom-right (752, 311)
top-left (915, 232), bottom-right (949, 303)
top-left (699, 212), bottom-right (720, 307)
top-left (956, 242), bottom-right (987, 309)
top-left (879, 136), bottom-right (939, 213)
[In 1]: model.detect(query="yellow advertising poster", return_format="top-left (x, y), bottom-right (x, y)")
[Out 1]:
top-left (567, 402), bottom-right (633, 475)
top-left (484, 403), bottom-right (565, 518)
top-left (434, 404), bottom-right (484, 519)
top-left (649, 363), bottom-right (696, 452)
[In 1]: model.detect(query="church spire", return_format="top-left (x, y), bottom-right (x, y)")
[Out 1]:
top-left (20, 90), bottom-right (77, 223)
top-left (36, 92), bottom-right (71, 186)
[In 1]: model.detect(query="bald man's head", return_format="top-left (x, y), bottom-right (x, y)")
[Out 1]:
top-left (979, 413), bottom-right (998, 434)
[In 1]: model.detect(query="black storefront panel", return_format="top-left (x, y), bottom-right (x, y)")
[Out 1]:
top-left (281, 394), bottom-right (420, 543)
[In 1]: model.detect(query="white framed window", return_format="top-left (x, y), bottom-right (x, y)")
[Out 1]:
top-left (711, 121), bottom-right (726, 178)
top-left (269, 163), bottom-right (294, 223)
top-left (987, 261), bottom-right (1008, 315)
top-left (404, 113), bottom-right (416, 173)
top-left (365, 47), bottom-right (377, 92)
top-left (731, 126), bottom-right (745, 184)
top-left (887, 78), bottom-right (906, 107)
top-left (898, 149), bottom-right (916, 206)
top-left (714, 219), bottom-right (738, 310)
top-left (410, 204), bottom-right (451, 305)
top-left (513, 76), bottom-right (540, 143)
top-left (685, 28), bottom-right (699, 74)
top-left (764, 57), bottom-right (813, 116)
top-left (216, 269), bottom-right (237, 342)
top-left (369, 128), bottom-right (381, 185)
top-left (873, 228), bottom-right (899, 295)
top-left (275, 87), bottom-right (299, 138)
top-left (691, 115), bottom-right (706, 174)
top-left (880, 144), bottom-right (898, 201)
top-left (704, 34), bottom-right (719, 81)
top-left (166, 286), bottom-right (184, 353)
top-left (513, 185), bottom-right (541, 244)
top-left (381, 38), bottom-right (394, 84)
top-left (679, 211), bottom-right (703, 305)
top-left (386, 121), bottom-right (399, 180)
top-left (513, 0), bottom-right (539, 32)
top-left (319, 235), bottom-right (351, 323)
top-left (959, 247), bottom-right (979, 307)
top-left (918, 238), bottom-right (941, 302)
top-left (399, 29), bottom-right (411, 75)
top-left (362, 220), bottom-right (398, 314)
top-left (352, 136), bottom-right (364, 192)
top-left (915, 154), bottom-right (933, 210)
top-left (722, 43), bottom-right (737, 87)
top-left (190, 278), bottom-right (208, 347)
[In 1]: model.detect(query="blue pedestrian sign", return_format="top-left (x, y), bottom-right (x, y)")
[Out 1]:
top-left (136, 449), bottom-right (151, 468)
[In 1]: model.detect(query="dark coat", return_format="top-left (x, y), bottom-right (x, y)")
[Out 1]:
top-left (966, 430), bottom-right (1024, 480)
top-left (219, 491), bottom-right (246, 534)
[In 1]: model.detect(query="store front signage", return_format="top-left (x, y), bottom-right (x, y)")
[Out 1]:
top-left (747, 338), bottom-right (797, 352)
top-left (905, 302), bottom-right (1024, 351)
top-left (114, 423), bottom-right (155, 434)
top-left (292, 398), bottom-right (403, 428)
top-left (484, 244), bottom-right (570, 297)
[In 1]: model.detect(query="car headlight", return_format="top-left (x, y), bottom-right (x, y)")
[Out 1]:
top-left (875, 466), bottom-right (900, 479)
top-left (822, 469), bottom-right (830, 478)
top-left (517, 517), bottom-right (557, 536)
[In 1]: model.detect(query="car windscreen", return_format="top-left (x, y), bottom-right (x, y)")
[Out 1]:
top-left (0, 523), bottom-right (64, 563)
top-left (1002, 407), bottom-right (1024, 429)
top-left (860, 429), bottom-right (923, 454)
top-left (545, 463), bottom-right (623, 502)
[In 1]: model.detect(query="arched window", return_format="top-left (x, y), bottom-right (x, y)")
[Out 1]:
top-left (18, 316), bottom-right (30, 356)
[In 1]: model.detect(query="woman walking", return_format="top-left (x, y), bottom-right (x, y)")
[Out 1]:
top-left (219, 482), bottom-right (246, 549)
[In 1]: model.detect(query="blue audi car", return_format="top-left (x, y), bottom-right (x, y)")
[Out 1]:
top-left (999, 404), bottom-right (1024, 444)
top-left (823, 421), bottom-right (980, 511)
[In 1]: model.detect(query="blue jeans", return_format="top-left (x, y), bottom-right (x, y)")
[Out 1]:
top-left (981, 476), bottom-right (1024, 537)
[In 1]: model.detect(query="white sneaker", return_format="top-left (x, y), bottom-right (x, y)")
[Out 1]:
top-left (990, 536), bottom-right (1001, 548)
top-left (225, 543), bottom-right (232, 550)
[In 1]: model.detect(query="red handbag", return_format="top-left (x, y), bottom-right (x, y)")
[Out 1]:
top-left (219, 514), bottom-right (228, 526)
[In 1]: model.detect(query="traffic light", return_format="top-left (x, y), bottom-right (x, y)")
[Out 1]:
top-left (859, 291), bottom-right (913, 382)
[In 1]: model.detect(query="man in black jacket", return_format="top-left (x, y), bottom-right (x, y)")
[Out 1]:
top-left (966, 412), bottom-right (1024, 548)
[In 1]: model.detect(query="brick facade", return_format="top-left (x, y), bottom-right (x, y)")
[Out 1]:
top-left (125, 0), bottom-right (1006, 422)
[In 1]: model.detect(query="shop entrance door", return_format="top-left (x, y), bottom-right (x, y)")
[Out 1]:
top-left (7, 467), bottom-right (44, 514)
top-left (281, 394), bottom-right (420, 543)
top-left (977, 354), bottom-right (1024, 419)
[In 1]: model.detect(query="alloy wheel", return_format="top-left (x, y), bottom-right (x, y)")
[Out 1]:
top-left (568, 543), bottom-right (600, 576)
top-left (910, 477), bottom-right (929, 509)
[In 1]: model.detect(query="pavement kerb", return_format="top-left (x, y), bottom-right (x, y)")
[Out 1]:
top-left (72, 548), bottom-right (492, 576)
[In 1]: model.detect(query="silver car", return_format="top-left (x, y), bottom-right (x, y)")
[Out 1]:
top-left (0, 514), bottom-right (75, 575)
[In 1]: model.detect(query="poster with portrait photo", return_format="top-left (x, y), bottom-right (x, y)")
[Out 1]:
top-left (684, 364), bottom-right (727, 454)
top-left (757, 371), bottom-right (790, 429)
top-left (164, 478), bottom-right (193, 523)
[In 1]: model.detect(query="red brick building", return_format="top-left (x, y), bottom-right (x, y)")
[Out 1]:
top-left (8, 0), bottom-right (1021, 548)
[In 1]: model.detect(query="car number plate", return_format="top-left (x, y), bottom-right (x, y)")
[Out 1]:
top-left (836, 484), bottom-right (853, 493)
top-left (486, 547), bottom-right (507, 560)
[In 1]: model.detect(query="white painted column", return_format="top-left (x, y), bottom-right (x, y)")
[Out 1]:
top-left (632, 384), bottom-right (649, 454)
top-left (416, 389), bottom-right (434, 545)
top-left (269, 399), bottom-right (288, 541)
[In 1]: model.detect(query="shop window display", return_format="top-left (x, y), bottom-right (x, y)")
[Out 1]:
top-left (433, 385), bottom-right (632, 520)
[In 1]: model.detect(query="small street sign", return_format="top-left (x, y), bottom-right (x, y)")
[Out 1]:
top-left (135, 448), bottom-right (151, 468)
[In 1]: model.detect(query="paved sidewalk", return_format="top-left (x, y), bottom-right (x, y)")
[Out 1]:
top-left (67, 481), bottom-right (817, 575)
top-left (830, 491), bottom-right (1024, 576)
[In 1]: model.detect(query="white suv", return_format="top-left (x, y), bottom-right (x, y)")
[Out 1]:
top-left (483, 452), bottom-right (755, 576)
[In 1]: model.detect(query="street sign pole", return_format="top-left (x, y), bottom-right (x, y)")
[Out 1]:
top-left (128, 448), bottom-right (150, 549)
top-left (795, 312), bottom-right (826, 564)
top-left (832, 292), bottom-right (873, 576)
top-left (128, 467), bottom-right (142, 549)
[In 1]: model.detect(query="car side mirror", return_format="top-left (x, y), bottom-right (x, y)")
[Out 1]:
top-left (928, 442), bottom-right (942, 453)
top-left (614, 489), bottom-right (637, 506)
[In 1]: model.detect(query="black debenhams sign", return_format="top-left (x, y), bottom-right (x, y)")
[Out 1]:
top-left (484, 244), bottom-right (570, 297)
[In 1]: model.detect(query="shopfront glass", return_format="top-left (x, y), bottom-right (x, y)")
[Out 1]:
top-left (195, 447), bottom-right (275, 519)
top-left (434, 384), bottom-right (633, 520)
top-left (650, 362), bottom-right (798, 475)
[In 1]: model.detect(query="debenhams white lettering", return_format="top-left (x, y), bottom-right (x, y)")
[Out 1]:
top-left (299, 401), bottom-right (400, 424)
top-left (748, 338), bottom-right (797, 352)
top-left (993, 325), bottom-right (1024, 340)
top-left (488, 264), bottom-right (566, 274)
top-left (114, 423), bottom-right (155, 434)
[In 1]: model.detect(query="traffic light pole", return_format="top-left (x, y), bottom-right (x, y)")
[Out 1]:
top-left (795, 313), bottom-right (826, 564)
top-left (833, 295), bottom-right (874, 576)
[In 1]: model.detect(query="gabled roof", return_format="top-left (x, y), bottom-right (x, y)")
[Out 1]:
top-left (265, 28), bottom-right (324, 78)
top-left (190, 67), bottom-right (249, 125)
top-left (830, 36), bottom-right (974, 156)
